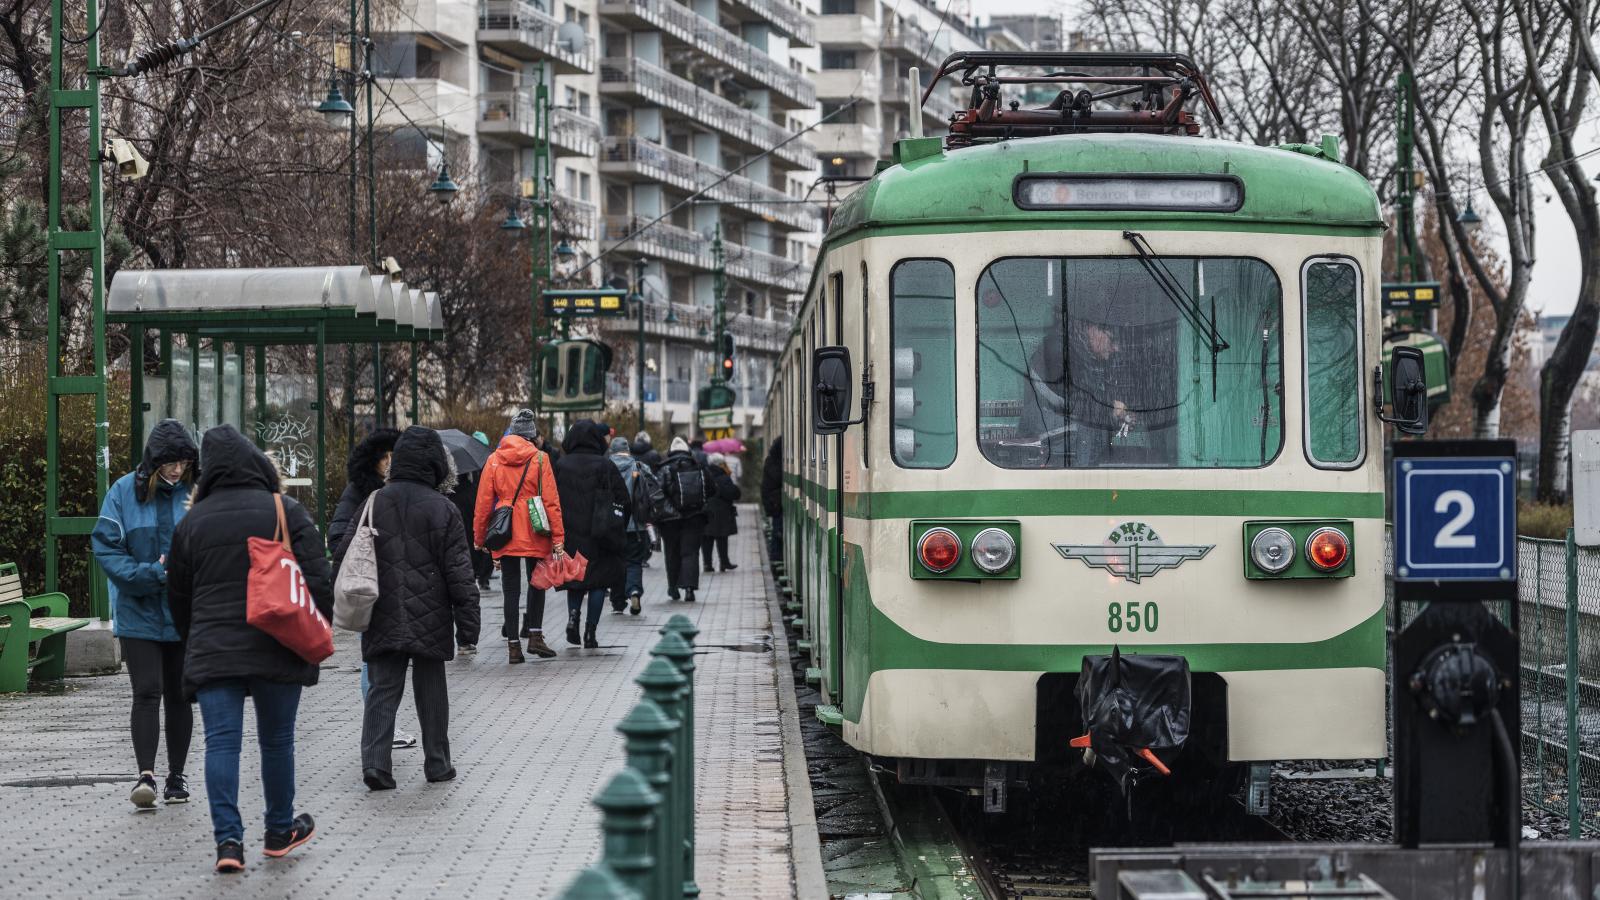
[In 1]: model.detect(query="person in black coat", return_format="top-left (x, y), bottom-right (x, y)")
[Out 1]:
top-left (167, 425), bottom-right (330, 871)
top-left (333, 426), bottom-right (480, 791)
top-left (327, 428), bottom-right (401, 553)
top-left (655, 437), bottom-right (712, 602)
top-left (554, 420), bottom-right (630, 648)
top-left (700, 453), bottom-right (741, 572)
top-left (632, 431), bottom-right (664, 470)
top-left (450, 467), bottom-right (493, 591)
top-left (761, 436), bottom-right (783, 564)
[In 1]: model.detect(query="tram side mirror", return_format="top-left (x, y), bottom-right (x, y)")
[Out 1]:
top-left (1380, 346), bottom-right (1429, 435)
top-left (813, 345), bottom-right (855, 435)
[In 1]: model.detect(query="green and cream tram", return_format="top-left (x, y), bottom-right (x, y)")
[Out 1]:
top-left (767, 53), bottom-right (1430, 799)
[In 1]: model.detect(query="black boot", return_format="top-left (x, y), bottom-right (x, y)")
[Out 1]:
top-left (583, 625), bottom-right (599, 650)
top-left (684, 589), bottom-right (696, 603)
top-left (566, 609), bottom-right (581, 645)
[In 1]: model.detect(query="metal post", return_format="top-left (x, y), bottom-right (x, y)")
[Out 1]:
top-left (130, 325), bottom-right (145, 466)
top-left (593, 767), bottom-right (660, 897)
top-left (618, 695), bottom-right (679, 900)
top-left (653, 624), bottom-right (698, 899)
top-left (636, 259), bottom-right (647, 435)
top-left (213, 340), bottom-right (224, 426)
top-left (1536, 541), bottom-right (1547, 802)
top-left (410, 341), bottom-right (420, 425)
top-left (373, 341), bottom-right (384, 427)
top-left (254, 344), bottom-right (267, 448)
top-left (190, 336), bottom-right (200, 434)
top-left (559, 866), bottom-right (634, 900)
top-left (162, 329), bottom-right (173, 420)
top-left (530, 77), bottom-right (552, 407)
top-left (638, 657), bottom-right (689, 898)
top-left (316, 321), bottom-right (328, 534)
top-left (1567, 527), bottom-right (1581, 838)
top-left (712, 226), bottom-right (726, 390)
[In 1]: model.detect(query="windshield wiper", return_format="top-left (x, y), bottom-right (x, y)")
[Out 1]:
top-left (1122, 231), bottom-right (1229, 355)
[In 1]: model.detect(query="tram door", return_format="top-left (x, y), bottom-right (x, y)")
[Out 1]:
top-left (828, 272), bottom-right (845, 696)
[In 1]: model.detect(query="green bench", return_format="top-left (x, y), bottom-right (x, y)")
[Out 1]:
top-left (0, 563), bottom-right (91, 692)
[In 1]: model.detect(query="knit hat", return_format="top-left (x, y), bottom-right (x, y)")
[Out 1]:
top-left (508, 409), bottom-right (539, 440)
top-left (609, 436), bottom-right (631, 454)
top-left (633, 430), bottom-right (652, 449)
top-left (708, 452), bottom-right (725, 468)
top-left (670, 436), bottom-right (689, 453)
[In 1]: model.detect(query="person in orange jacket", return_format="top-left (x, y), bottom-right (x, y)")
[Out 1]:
top-left (474, 409), bottom-right (566, 664)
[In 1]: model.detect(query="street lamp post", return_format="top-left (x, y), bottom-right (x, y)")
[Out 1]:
top-left (634, 258), bottom-right (648, 435)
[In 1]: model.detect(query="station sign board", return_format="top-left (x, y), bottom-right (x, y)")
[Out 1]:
top-left (1382, 281), bottom-right (1441, 310)
top-left (697, 407), bottom-right (733, 430)
top-left (543, 289), bottom-right (627, 318)
top-left (1392, 439), bottom-right (1517, 601)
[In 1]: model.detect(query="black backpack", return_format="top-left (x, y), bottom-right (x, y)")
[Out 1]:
top-left (627, 461), bottom-right (666, 527)
top-left (666, 462), bottom-right (707, 516)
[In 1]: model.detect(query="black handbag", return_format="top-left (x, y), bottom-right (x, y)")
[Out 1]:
top-left (483, 458), bottom-right (532, 552)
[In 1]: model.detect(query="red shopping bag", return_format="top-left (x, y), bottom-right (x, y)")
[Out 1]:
top-left (562, 552), bottom-right (588, 586)
top-left (529, 552), bottom-right (589, 591)
top-left (246, 494), bottom-right (335, 664)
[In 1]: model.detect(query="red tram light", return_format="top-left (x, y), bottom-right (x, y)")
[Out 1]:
top-left (1306, 527), bottom-right (1350, 572)
top-left (917, 528), bottom-right (962, 574)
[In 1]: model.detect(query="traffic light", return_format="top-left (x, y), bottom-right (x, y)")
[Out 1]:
top-left (719, 333), bottom-right (735, 378)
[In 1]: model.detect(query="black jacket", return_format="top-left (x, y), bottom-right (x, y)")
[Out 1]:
top-left (760, 437), bottom-right (782, 517)
top-left (704, 466), bottom-right (742, 538)
top-left (656, 450), bottom-right (710, 524)
top-left (167, 425), bottom-right (333, 699)
top-left (328, 428), bottom-right (401, 552)
top-left (334, 427), bottom-right (480, 661)
top-left (554, 421), bottom-right (630, 591)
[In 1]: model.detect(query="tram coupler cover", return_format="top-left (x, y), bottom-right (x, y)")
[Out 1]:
top-left (1075, 648), bottom-right (1191, 792)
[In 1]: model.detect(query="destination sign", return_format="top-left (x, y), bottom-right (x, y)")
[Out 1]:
top-left (543, 290), bottom-right (627, 317)
top-left (1382, 281), bottom-right (1441, 309)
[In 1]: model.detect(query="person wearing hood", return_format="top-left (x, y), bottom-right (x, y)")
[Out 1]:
top-left (632, 431), bottom-right (663, 470)
top-left (334, 427), bottom-right (480, 791)
top-left (327, 428), bottom-right (401, 554)
top-left (165, 425), bottom-right (330, 873)
top-left (92, 419), bottom-right (199, 809)
top-left (475, 409), bottom-right (566, 663)
top-left (553, 422), bottom-right (631, 646)
top-left (700, 452), bottom-right (741, 573)
top-left (654, 436), bottom-right (712, 602)
top-left (761, 436), bottom-right (783, 564)
top-left (608, 436), bottom-right (653, 615)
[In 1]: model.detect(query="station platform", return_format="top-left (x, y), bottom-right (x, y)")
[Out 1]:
top-left (0, 506), bottom-right (824, 898)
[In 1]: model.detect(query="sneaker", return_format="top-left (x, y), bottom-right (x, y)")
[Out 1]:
top-left (611, 598), bottom-right (626, 614)
top-left (215, 840), bottom-right (245, 873)
top-left (667, 588), bottom-right (680, 602)
top-left (392, 732), bottom-right (417, 749)
top-left (629, 593), bottom-right (642, 616)
top-left (263, 813), bottom-right (316, 858)
top-left (164, 773), bottom-right (190, 804)
top-left (131, 773), bottom-right (157, 809)
top-left (457, 643), bottom-right (477, 655)
top-left (525, 633), bottom-right (557, 658)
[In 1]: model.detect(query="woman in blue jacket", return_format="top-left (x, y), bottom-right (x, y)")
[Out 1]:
top-left (92, 419), bottom-right (199, 809)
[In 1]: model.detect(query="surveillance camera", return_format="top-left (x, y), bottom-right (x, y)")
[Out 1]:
top-left (381, 256), bottom-right (402, 277)
top-left (104, 138), bottom-right (148, 180)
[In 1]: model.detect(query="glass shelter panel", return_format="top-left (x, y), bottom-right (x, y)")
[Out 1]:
top-left (1303, 259), bottom-right (1363, 467)
top-left (976, 257), bottom-right (1283, 469)
top-left (890, 260), bottom-right (957, 469)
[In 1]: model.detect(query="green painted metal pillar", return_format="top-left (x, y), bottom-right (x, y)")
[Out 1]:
top-left (559, 866), bottom-right (635, 899)
top-left (594, 767), bottom-right (660, 897)
top-left (189, 337), bottom-right (199, 435)
top-left (1566, 527), bottom-right (1581, 838)
top-left (529, 75), bottom-right (551, 410)
top-left (254, 343), bottom-right (267, 449)
top-left (316, 320), bottom-right (328, 534)
top-left (213, 340), bottom-right (224, 426)
top-left (654, 621), bottom-right (699, 899)
top-left (162, 330), bottom-right (173, 421)
top-left (636, 659), bottom-right (689, 899)
top-left (618, 697), bottom-right (678, 900)
top-left (410, 341), bottom-right (420, 425)
top-left (44, 0), bottom-right (110, 620)
top-left (130, 325), bottom-right (145, 467)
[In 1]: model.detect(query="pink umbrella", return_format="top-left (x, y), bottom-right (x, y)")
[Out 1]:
top-left (703, 437), bottom-right (746, 454)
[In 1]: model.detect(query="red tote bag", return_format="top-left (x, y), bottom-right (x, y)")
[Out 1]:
top-left (246, 494), bottom-right (335, 664)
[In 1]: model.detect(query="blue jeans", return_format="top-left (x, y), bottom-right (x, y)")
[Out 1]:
top-left (196, 679), bottom-right (302, 845)
top-left (624, 531), bottom-right (651, 598)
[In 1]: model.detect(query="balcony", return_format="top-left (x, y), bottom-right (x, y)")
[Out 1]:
top-left (600, 136), bottom-right (818, 232)
top-left (601, 215), bottom-right (808, 292)
top-left (814, 69), bottom-right (873, 102)
top-left (597, 0), bottom-right (814, 109)
top-left (478, 0), bottom-right (595, 74)
top-left (882, 18), bottom-right (948, 65)
top-left (598, 58), bottom-right (814, 169)
top-left (815, 13), bottom-right (879, 49)
top-left (374, 76), bottom-right (476, 138)
top-left (604, 303), bottom-right (795, 354)
top-left (724, 0), bottom-right (814, 47)
top-left (726, 242), bottom-right (807, 293)
top-left (551, 107), bottom-right (601, 157)
top-left (395, 0), bottom-right (477, 48)
top-left (815, 122), bottom-right (882, 160)
top-left (552, 195), bottom-right (598, 240)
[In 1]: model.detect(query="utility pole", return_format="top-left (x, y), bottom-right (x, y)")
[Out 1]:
top-left (712, 225), bottom-right (726, 390)
top-left (45, 0), bottom-right (111, 618)
top-left (530, 78), bottom-right (552, 414)
top-left (635, 258), bottom-right (648, 436)
top-left (365, 0), bottom-right (382, 427)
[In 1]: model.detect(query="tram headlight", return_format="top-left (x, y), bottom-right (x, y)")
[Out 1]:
top-left (1306, 527), bottom-right (1350, 572)
top-left (917, 527), bottom-right (962, 574)
top-left (970, 527), bottom-right (1017, 575)
top-left (1249, 527), bottom-right (1296, 574)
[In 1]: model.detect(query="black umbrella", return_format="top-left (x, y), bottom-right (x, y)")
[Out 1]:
top-left (437, 428), bottom-right (492, 473)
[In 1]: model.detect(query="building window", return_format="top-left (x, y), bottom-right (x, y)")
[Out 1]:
top-left (579, 172), bottom-right (592, 202)
top-left (821, 0), bottom-right (856, 13)
top-left (820, 100), bottom-right (856, 124)
top-left (821, 50), bottom-right (857, 70)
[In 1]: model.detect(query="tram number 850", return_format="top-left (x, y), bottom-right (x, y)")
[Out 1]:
top-left (1107, 601), bottom-right (1159, 634)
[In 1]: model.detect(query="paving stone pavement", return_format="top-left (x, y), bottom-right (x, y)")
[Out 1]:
top-left (0, 505), bottom-right (797, 899)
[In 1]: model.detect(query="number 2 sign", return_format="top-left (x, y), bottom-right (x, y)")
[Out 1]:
top-left (1393, 440), bottom-right (1518, 601)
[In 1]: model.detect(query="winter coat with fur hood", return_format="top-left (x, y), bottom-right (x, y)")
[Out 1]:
top-left (334, 426), bottom-right (481, 660)
top-left (327, 428), bottom-right (401, 553)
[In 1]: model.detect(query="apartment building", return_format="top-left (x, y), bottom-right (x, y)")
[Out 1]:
top-left (374, 0), bottom-right (818, 435)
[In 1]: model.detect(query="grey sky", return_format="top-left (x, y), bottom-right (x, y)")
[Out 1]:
top-left (972, 0), bottom-right (1597, 316)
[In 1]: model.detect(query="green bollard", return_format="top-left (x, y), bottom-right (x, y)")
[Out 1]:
top-left (637, 658), bottom-right (689, 900)
top-left (651, 629), bottom-right (698, 899)
top-left (619, 696), bottom-right (679, 900)
top-left (594, 767), bottom-right (661, 898)
top-left (560, 865), bottom-right (638, 900)
top-left (662, 613), bottom-right (700, 648)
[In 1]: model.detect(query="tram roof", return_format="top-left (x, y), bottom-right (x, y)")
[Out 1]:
top-left (825, 133), bottom-right (1385, 244)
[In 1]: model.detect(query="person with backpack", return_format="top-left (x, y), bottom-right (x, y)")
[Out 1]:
top-left (333, 427), bottom-right (480, 791)
top-left (553, 421), bottom-right (631, 646)
top-left (474, 410), bottom-right (566, 664)
top-left (92, 419), bottom-right (199, 808)
top-left (700, 452), bottom-right (741, 573)
top-left (654, 436), bottom-right (711, 603)
top-left (165, 425), bottom-right (330, 873)
top-left (608, 436), bottom-right (656, 615)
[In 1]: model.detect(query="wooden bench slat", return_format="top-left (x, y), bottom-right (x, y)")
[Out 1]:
top-left (28, 617), bottom-right (89, 635)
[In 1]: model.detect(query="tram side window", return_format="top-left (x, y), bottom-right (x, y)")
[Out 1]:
top-left (891, 259), bottom-right (957, 468)
top-left (975, 257), bottom-right (1282, 469)
top-left (1303, 259), bottom-right (1363, 467)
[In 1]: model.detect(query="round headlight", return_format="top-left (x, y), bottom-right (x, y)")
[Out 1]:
top-left (1250, 527), bottom-right (1296, 574)
top-left (917, 527), bottom-right (962, 573)
top-left (1306, 527), bottom-right (1350, 572)
top-left (970, 527), bottom-right (1017, 575)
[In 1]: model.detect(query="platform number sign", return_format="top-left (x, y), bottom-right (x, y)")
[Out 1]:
top-left (1392, 440), bottom-right (1517, 601)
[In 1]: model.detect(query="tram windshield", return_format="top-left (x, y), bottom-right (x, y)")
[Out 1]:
top-left (977, 256), bottom-right (1282, 469)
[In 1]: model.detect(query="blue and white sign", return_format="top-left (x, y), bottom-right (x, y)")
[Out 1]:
top-left (1393, 455), bottom-right (1516, 582)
